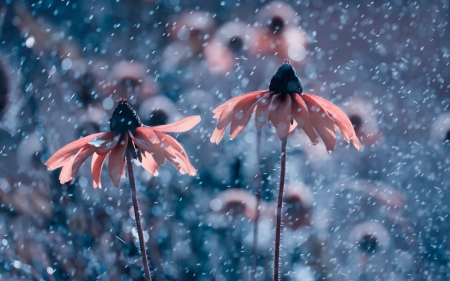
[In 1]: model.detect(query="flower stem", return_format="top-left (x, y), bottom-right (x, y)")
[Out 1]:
top-left (274, 138), bottom-right (287, 281)
top-left (126, 154), bottom-right (153, 281)
top-left (252, 129), bottom-right (262, 281)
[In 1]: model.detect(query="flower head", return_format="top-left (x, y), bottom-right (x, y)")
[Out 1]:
top-left (210, 62), bottom-right (361, 152)
top-left (46, 99), bottom-right (200, 187)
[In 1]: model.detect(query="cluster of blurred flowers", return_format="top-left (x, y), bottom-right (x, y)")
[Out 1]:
top-left (0, 0), bottom-right (449, 280)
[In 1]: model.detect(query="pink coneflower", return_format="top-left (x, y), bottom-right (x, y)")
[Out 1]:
top-left (211, 62), bottom-right (360, 281)
top-left (45, 98), bottom-right (200, 281)
top-left (46, 98), bottom-right (198, 187)
top-left (211, 62), bottom-right (361, 152)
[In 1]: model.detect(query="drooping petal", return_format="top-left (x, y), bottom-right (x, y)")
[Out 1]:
top-left (91, 152), bottom-right (108, 188)
top-left (304, 94), bottom-right (361, 150)
top-left (229, 95), bottom-right (259, 139)
top-left (154, 131), bottom-right (196, 176)
top-left (46, 132), bottom-right (104, 170)
top-left (269, 95), bottom-right (292, 139)
top-left (59, 155), bottom-right (76, 185)
top-left (254, 92), bottom-right (272, 130)
top-left (303, 96), bottom-right (336, 152)
top-left (59, 145), bottom-right (96, 185)
top-left (140, 153), bottom-right (159, 176)
top-left (133, 127), bottom-right (165, 165)
top-left (211, 91), bottom-right (267, 144)
top-left (151, 116), bottom-right (201, 133)
top-left (291, 94), bottom-right (318, 144)
top-left (166, 149), bottom-right (190, 175)
top-left (213, 95), bottom-right (246, 117)
top-left (212, 90), bottom-right (267, 117)
top-left (89, 132), bottom-right (120, 155)
top-left (210, 127), bottom-right (227, 145)
top-left (216, 94), bottom-right (257, 130)
top-left (108, 134), bottom-right (128, 187)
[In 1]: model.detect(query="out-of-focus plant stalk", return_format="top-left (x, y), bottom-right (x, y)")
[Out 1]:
top-left (274, 138), bottom-right (287, 281)
top-left (252, 129), bottom-right (262, 281)
top-left (126, 153), bottom-right (153, 281)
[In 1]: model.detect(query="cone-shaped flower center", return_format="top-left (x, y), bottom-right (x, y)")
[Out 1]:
top-left (110, 98), bottom-right (142, 133)
top-left (269, 62), bottom-right (303, 95)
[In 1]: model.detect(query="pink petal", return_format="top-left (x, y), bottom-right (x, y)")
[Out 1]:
top-left (210, 127), bottom-right (227, 144)
top-left (254, 93), bottom-right (272, 130)
top-left (229, 95), bottom-right (259, 139)
top-left (140, 153), bottom-right (159, 176)
top-left (217, 93), bottom-right (264, 130)
top-left (167, 150), bottom-right (190, 175)
top-left (59, 145), bottom-right (96, 185)
top-left (46, 132), bottom-right (103, 170)
top-left (289, 119), bottom-right (298, 133)
top-left (211, 91), bottom-right (267, 144)
top-left (291, 94), bottom-right (318, 144)
top-left (108, 134), bottom-right (128, 187)
top-left (91, 152), bottom-right (108, 188)
top-left (303, 96), bottom-right (336, 152)
top-left (59, 156), bottom-right (76, 185)
top-left (133, 127), bottom-right (166, 165)
top-left (89, 132), bottom-right (120, 155)
top-left (154, 131), bottom-right (196, 176)
top-left (269, 95), bottom-right (292, 139)
top-left (151, 116), bottom-right (201, 133)
top-left (212, 90), bottom-right (267, 117)
top-left (304, 94), bottom-right (360, 150)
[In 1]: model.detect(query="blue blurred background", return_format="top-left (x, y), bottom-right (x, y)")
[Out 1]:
top-left (0, 0), bottom-right (449, 280)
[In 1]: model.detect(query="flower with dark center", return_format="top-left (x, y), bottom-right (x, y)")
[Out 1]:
top-left (349, 221), bottom-right (390, 257)
top-left (46, 98), bottom-right (200, 187)
top-left (211, 62), bottom-right (361, 152)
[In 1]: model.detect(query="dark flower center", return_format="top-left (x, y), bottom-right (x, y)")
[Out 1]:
top-left (77, 72), bottom-right (96, 106)
top-left (269, 16), bottom-right (284, 33)
top-left (190, 28), bottom-right (204, 41)
top-left (269, 62), bottom-right (303, 95)
top-left (110, 98), bottom-right (142, 133)
top-left (358, 234), bottom-right (378, 254)
top-left (228, 36), bottom-right (244, 54)
top-left (284, 197), bottom-right (302, 216)
top-left (445, 130), bottom-right (450, 144)
top-left (146, 109), bottom-right (169, 126)
top-left (349, 115), bottom-right (363, 131)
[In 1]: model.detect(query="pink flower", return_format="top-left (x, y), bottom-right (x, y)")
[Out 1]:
top-left (211, 62), bottom-right (361, 152)
top-left (46, 99), bottom-right (200, 187)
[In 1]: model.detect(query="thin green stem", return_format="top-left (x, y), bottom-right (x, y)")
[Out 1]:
top-left (274, 138), bottom-right (287, 281)
top-left (126, 154), bottom-right (153, 281)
